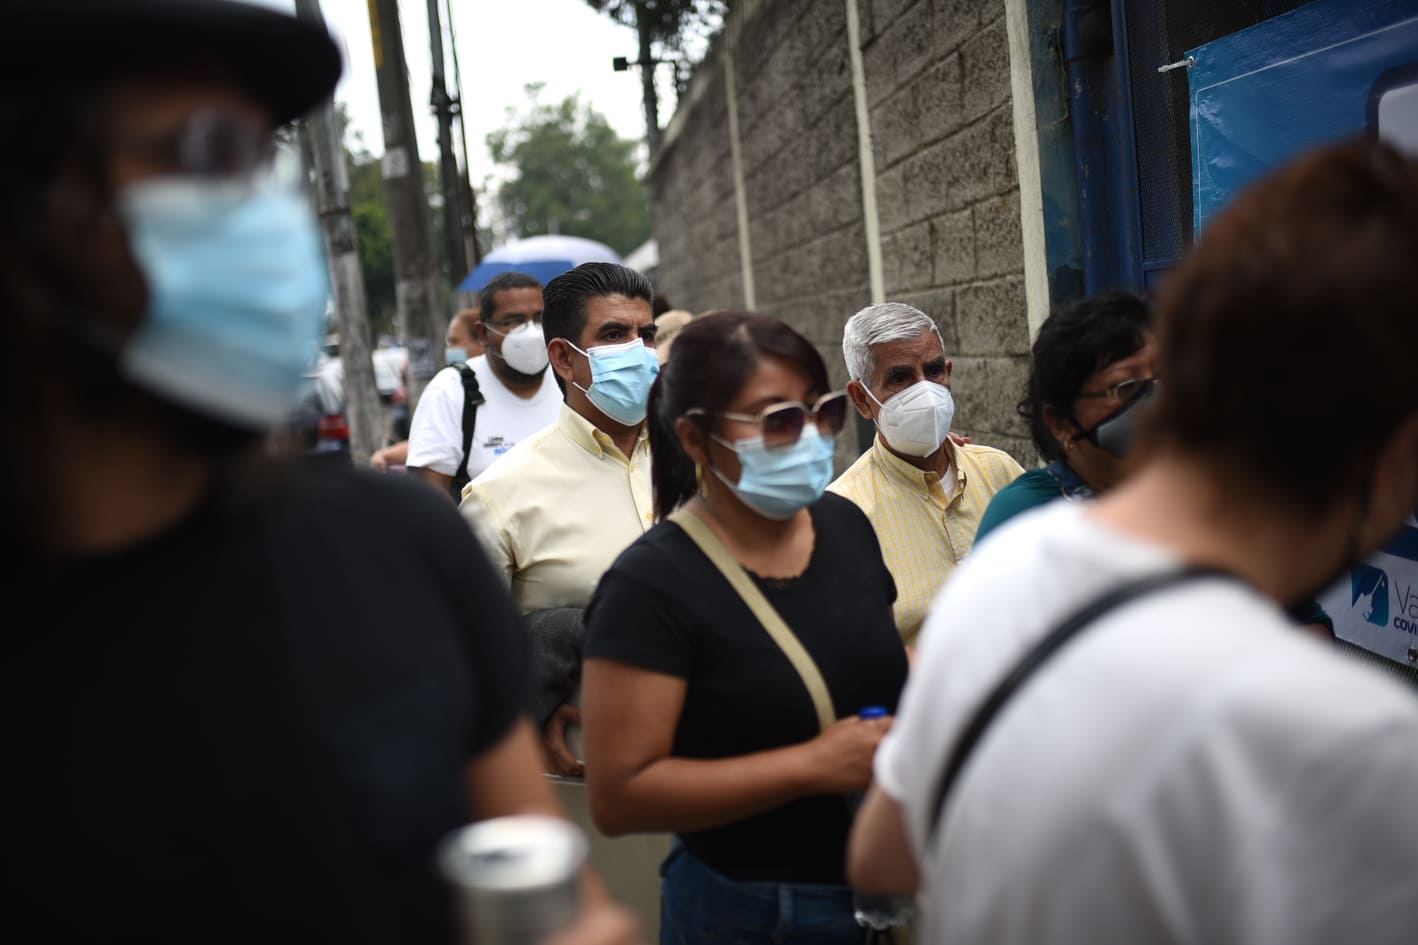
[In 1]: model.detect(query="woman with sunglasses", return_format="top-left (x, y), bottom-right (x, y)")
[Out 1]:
top-left (580, 312), bottom-right (909, 944)
top-left (974, 291), bottom-right (1157, 541)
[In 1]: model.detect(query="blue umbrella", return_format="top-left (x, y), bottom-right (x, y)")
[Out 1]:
top-left (457, 234), bottom-right (624, 292)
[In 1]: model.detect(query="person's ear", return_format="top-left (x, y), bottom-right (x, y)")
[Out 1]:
top-left (1042, 404), bottom-right (1078, 452)
top-left (676, 415), bottom-right (709, 469)
top-left (847, 380), bottom-right (874, 420)
top-left (473, 320), bottom-right (489, 346)
top-left (547, 338), bottom-right (577, 385)
top-left (943, 358), bottom-right (954, 385)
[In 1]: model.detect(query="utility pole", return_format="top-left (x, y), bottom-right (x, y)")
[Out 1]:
top-left (635, 1), bottom-right (661, 152)
top-left (368, 0), bottom-right (445, 408)
top-left (294, 0), bottom-right (384, 466)
top-left (612, 2), bottom-right (662, 153)
top-left (427, 0), bottom-right (470, 285)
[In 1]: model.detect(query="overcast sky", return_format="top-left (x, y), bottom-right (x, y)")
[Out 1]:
top-left (254, 0), bottom-right (653, 190)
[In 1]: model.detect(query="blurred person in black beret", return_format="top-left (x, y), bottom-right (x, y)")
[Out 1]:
top-left (0, 3), bottom-right (638, 943)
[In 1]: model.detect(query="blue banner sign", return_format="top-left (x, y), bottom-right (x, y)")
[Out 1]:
top-left (1188, 0), bottom-right (1418, 234)
top-left (1189, 0), bottom-right (1418, 668)
top-left (1321, 516), bottom-right (1418, 667)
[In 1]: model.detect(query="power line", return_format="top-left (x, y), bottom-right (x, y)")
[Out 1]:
top-left (444, 0), bottom-right (483, 265)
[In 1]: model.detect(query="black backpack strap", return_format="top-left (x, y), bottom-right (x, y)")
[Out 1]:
top-left (450, 362), bottom-right (485, 500)
top-left (925, 565), bottom-right (1233, 847)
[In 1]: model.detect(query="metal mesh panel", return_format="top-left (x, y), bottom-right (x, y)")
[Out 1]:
top-left (1335, 640), bottom-right (1418, 693)
top-left (1122, 0), bottom-right (1314, 272)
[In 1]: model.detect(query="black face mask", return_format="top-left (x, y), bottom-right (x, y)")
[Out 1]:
top-left (1072, 380), bottom-right (1160, 459)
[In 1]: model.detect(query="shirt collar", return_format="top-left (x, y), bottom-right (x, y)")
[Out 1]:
top-left (557, 403), bottom-right (648, 462)
top-left (1044, 460), bottom-right (1094, 500)
top-left (870, 434), bottom-right (966, 499)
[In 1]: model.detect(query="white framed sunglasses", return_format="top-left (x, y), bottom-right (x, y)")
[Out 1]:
top-left (686, 391), bottom-right (849, 449)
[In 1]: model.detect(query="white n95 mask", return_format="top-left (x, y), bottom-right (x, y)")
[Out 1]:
top-left (489, 322), bottom-right (549, 375)
top-left (864, 380), bottom-right (955, 457)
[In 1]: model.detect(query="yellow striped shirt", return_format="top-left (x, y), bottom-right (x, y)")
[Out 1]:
top-left (828, 436), bottom-right (1025, 643)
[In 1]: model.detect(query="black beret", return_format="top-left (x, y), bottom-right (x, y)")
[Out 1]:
top-left (3, 0), bottom-right (343, 125)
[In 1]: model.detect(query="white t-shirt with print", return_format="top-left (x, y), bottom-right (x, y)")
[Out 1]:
top-left (406, 354), bottom-right (560, 483)
top-left (876, 500), bottom-right (1418, 945)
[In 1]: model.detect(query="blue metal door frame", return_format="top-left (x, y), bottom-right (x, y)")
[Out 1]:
top-left (1059, 0), bottom-right (1146, 295)
top-left (1056, 0), bottom-right (1329, 295)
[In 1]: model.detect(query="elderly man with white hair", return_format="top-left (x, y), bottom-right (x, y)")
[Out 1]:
top-left (829, 302), bottom-right (1024, 643)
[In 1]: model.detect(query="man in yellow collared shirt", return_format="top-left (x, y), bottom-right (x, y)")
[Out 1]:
top-left (828, 302), bottom-right (1024, 643)
top-left (460, 262), bottom-right (669, 935)
top-left (460, 263), bottom-right (660, 769)
top-left (461, 403), bottom-right (653, 612)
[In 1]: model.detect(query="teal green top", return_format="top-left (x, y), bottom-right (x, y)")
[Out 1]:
top-left (975, 468), bottom-right (1070, 544)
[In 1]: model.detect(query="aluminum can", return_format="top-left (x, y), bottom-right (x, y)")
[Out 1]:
top-left (438, 814), bottom-right (588, 945)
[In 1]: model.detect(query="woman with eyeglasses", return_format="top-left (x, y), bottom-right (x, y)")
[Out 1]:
top-left (580, 311), bottom-right (909, 944)
top-left (974, 291), bottom-right (1334, 637)
top-left (974, 290), bottom-right (1158, 542)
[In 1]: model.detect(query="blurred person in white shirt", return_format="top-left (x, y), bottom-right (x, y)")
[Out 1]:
top-left (849, 139), bottom-right (1418, 945)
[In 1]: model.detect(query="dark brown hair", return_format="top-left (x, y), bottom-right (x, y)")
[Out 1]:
top-left (1, 85), bottom-right (126, 571)
top-left (1149, 138), bottom-right (1418, 512)
top-left (542, 262), bottom-right (653, 349)
top-left (648, 310), bottom-right (830, 519)
top-left (478, 271), bottom-right (543, 322)
top-left (1020, 290), bottom-right (1152, 461)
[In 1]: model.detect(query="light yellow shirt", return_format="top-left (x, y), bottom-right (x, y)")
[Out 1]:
top-left (828, 435), bottom-right (1024, 643)
top-left (459, 404), bottom-right (654, 614)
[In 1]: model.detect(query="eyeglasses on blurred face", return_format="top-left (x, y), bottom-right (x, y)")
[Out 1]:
top-left (1076, 376), bottom-right (1155, 405)
top-left (116, 107), bottom-right (276, 179)
top-left (687, 391), bottom-right (850, 449)
top-left (488, 312), bottom-right (543, 333)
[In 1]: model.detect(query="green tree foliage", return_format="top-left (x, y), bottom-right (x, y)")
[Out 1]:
top-left (488, 88), bottom-right (652, 256)
top-left (338, 105), bottom-right (450, 339)
top-left (335, 107), bottom-right (396, 338)
top-left (350, 187), bottom-right (396, 337)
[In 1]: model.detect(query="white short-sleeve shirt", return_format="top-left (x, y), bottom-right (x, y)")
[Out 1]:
top-left (370, 346), bottom-right (407, 396)
top-left (405, 355), bottom-right (560, 482)
top-left (876, 501), bottom-right (1418, 945)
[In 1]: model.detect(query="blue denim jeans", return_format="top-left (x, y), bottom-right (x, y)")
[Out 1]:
top-left (659, 845), bottom-right (863, 945)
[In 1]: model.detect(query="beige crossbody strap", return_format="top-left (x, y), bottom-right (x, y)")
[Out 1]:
top-left (670, 508), bottom-right (836, 733)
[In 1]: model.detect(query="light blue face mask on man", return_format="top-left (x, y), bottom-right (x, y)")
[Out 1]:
top-left (117, 166), bottom-right (330, 430)
top-left (568, 337), bottom-right (660, 425)
top-left (711, 425), bottom-right (836, 520)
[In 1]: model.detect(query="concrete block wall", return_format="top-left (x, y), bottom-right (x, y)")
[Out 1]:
top-left (648, 64), bottom-right (744, 310)
top-left (649, 0), bottom-right (1036, 466)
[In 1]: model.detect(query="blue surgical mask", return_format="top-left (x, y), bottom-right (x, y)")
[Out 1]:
top-left (568, 338), bottom-right (659, 425)
top-left (445, 347), bottom-right (469, 366)
top-left (117, 166), bottom-right (330, 430)
top-left (711, 425), bottom-right (835, 520)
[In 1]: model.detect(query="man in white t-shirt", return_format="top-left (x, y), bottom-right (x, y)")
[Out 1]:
top-left (847, 140), bottom-right (1418, 944)
top-left (406, 272), bottom-right (560, 499)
